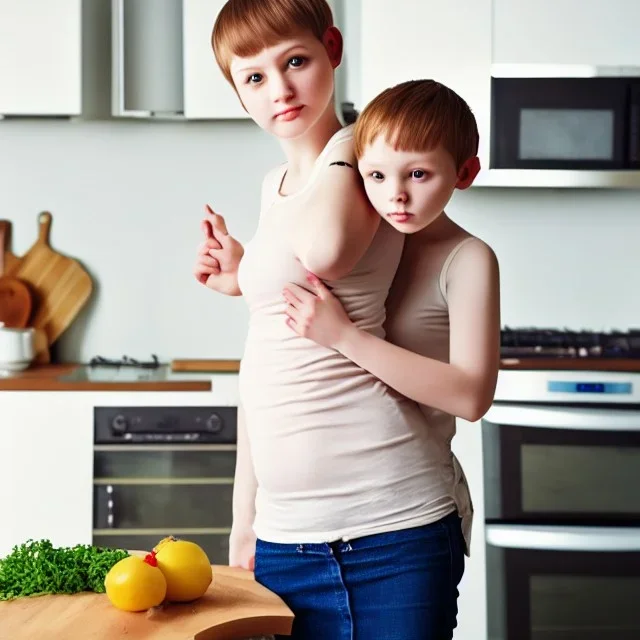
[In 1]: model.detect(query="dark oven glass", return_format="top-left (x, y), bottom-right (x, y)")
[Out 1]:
top-left (487, 530), bottom-right (640, 640)
top-left (93, 482), bottom-right (233, 529)
top-left (93, 446), bottom-right (235, 554)
top-left (483, 405), bottom-right (640, 525)
top-left (491, 77), bottom-right (632, 170)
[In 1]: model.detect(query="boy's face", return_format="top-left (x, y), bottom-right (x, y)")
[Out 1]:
top-left (358, 136), bottom-right (479, 234)
top-left (229, 29), bottom-right (340, 139)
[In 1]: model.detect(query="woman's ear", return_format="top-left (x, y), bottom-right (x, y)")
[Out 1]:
top-left (456, 156), bottom-right (481, 190)
top-left (322, 26), bottom-right (343, 68)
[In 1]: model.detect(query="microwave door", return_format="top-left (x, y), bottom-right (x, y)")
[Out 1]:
top-left (491, 77), bottom-right (629, 170)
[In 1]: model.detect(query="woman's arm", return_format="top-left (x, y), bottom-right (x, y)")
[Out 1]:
top-left (294, 149), bottom-right (380, 281)
top-left (283, 241), bottom-right (501, 422)
top-left (228, 404), bottom-right (257, 570)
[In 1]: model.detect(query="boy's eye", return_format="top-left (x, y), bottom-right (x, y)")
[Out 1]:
top-left (247, 73), bottom-right (263, 84)
top-left (411, 169), bottom-right (427, 179)
top-left (370, 171), bottom-right (384, 181)
top-left (288, 56), bottom-right (306, 68)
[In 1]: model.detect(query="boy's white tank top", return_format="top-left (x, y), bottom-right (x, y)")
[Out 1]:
top-left (238, 125), bottom-right (460, 544)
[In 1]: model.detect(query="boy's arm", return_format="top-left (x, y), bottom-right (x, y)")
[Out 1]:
top-left (294, 147), bottom-right (380, 281)
top-left (285, 241), bottom-right (500, 422)
top-left (337, 241), bottom-right (500, 421)
top-left (228, 404), bottom-right (257, 570)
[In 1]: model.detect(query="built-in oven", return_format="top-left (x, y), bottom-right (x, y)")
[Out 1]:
top-left (92, 406), bottom-right (237, 564)
top-left (490, 68), bottom-right (640, 171)
top-left (482, 370), bottom-right (640, 640)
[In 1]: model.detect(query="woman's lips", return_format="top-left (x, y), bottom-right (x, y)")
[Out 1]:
top-left (388, 212), bottom-right (413, 223)
top-left (275, 106), bottom-right (304, 121)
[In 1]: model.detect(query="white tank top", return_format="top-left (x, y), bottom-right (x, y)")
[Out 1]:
top-left (238, 126), bottom-right (458, 543)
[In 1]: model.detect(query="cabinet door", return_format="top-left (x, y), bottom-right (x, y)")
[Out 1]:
top-left (360, 0), bottom-right (492, 166)
top-left (0, 0), bottom-right (82, 116)
top-left (493, 0), bottom-right (640, 66)
top-left (182, 0), bottom-right (247, 119)
top-left (0, 393), bottom-right (93, 557)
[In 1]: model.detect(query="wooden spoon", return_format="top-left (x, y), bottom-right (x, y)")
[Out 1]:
top-left (0, 221), bottom-right (32, 328)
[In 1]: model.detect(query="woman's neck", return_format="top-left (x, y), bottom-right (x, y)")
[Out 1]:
top-left (279, 105), bottom-right (343, 179)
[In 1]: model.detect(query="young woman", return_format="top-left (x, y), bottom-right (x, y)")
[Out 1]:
top-left (193, 4), bottom-right (488, 639)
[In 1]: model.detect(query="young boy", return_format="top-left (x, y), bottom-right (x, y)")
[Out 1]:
top-left (283, 78), bottom-right (501, 560)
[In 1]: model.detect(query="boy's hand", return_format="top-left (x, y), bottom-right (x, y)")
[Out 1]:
top-left (282, 272), bottom-right (355, 350)
top-left (194, 205), bottom-right (244, 296)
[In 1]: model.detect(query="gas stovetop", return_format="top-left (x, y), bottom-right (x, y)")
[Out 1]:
top-left (89, 354), bottom-right (160, 369)
top-left (501, 328), bottom-right (640, 359)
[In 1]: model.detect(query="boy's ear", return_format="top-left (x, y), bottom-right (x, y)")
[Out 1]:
top-left (456, 156), bottom-right (480, 190)
top-left (323, 26), bottom-right (343, 68)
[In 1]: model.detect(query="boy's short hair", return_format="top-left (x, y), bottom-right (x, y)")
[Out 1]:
top-left (212, 0), bottom-right (334, 86)
top-left (354, 80), bottom-right (479, 171)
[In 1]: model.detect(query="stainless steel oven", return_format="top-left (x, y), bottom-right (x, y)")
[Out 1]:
top-left (482, 369), bottom-right (640, 640)
top-left (92, 406), bottom-right (237, 564)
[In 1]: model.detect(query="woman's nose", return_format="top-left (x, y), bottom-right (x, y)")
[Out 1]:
top-left (271, 74), bottom-right (294, 102)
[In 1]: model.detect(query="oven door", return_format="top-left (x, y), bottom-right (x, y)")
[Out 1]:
top-left (92, 444), bottom-right (235, 564)
top-left (490, 77), bottom-right (630, 170)
top-left (483, 404), bottom-right (640, 525)
top-left (486, 524), bottom-right (640, 640)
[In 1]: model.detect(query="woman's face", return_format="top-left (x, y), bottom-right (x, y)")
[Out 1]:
top-left (229, 29), bottom-right (339, 140)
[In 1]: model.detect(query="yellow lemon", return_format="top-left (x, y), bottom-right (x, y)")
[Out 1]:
top-left (153, 536), bottom-right (212, 602)
top-left (104, 554), bottom-right (167, 612)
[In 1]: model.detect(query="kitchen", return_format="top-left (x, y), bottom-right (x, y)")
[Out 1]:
top-left (1, 0), bottom-right (640, 639)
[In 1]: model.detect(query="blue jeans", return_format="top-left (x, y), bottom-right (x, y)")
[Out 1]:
top-left (254, 511), bottom-right (465, 640)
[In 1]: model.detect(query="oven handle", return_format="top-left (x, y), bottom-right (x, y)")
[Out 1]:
top-left (486, 524), bottom-right (640, 552)
top-left (484, 404), bottom-right (640, 431)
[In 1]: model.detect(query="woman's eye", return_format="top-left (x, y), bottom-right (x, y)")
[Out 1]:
top-left (247, 73), bottom-right (263, 84)
top-left (411, 169), bottom-right (427, 179)
top-left (371, 171), bottom-right (384, 181)
top-left (288, 56), bottom-right (306, 68)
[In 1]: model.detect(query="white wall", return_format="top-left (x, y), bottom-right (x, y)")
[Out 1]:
top-left (1, 118), bottom-right (639, 362)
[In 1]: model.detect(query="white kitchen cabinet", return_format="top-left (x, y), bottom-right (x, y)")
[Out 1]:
top-left (0, 0), bottom-right (82, 116)
top-left (182, 0), bottom-right (246, 119)
top-left (0, 381), bottom-right (237, 560)
top-left (0, 393), bottom-right (94, 558)
top-left (360, 0), bottom-right (492, 171)
top-left (493, 0), bottom-right (640, 66)
top-left (112, 0), bottom-right (246, 119)
top-left (451, 420), bottom-right (488, 640)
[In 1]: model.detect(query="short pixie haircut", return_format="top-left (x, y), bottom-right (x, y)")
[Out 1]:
top-left (212, 0), bottom-right (334, 86)
top-left (354, 80), bottom-right (479, 171)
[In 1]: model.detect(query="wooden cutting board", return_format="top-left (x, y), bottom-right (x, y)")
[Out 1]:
top-left (171, 359), bottom-right (241, 373)
top-left (0, 565), bottom-right (293, 640)
top-left (0, 221), bottom-right (32, 328)
top-left (4, 211), bottom-right (93, 345)
top-left (0, 220), bottom-right (21, 272)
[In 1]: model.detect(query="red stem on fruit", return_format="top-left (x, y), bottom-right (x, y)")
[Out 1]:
top-left (143, 551), bottom-right (158, 567)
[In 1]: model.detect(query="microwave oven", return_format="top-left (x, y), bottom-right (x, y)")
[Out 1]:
top-left (490, 66), bottom-right (640, 173)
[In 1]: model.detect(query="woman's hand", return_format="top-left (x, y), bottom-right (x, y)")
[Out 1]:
top-left (228, 526), bottom-right (256, 571)
top-left (194, 205), bottom-right (244, 296)
top-left (282, 273), bottom-right (355, 350)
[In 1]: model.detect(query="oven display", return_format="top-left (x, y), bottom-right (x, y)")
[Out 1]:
top-left (547, 381), bottom-right (632, 394)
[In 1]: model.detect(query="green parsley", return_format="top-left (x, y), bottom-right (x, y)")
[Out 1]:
top-left (0, 539), bottom-right (129, 601)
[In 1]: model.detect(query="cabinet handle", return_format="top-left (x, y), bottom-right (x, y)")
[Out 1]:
top-left (111, 0), bottom-right (149, 117)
